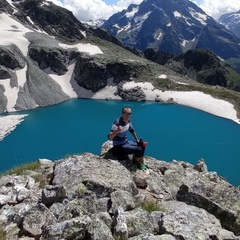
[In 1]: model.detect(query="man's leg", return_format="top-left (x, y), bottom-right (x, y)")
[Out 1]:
top-left (112, 145), bottom-right (128, 160)
top-left (122, 140), bottom-right (143, 156)
top-left (122, 141), bottom-right (147, 170)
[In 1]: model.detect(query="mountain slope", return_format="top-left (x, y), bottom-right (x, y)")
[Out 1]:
top-left (219, 10), bottom-right (240, 38)
top-left (144, 48), bottom-right (240, 91)
top-left (101, 0), bottom-right (240, 59)
top-left (0, 0), bottom-right (191, 113)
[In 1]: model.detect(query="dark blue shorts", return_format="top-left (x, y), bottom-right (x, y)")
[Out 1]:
top-left (120, 140), bottom-right (145, 158)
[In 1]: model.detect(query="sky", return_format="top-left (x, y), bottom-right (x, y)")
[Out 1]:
top-left (51, 0), bottom-right (240, 22)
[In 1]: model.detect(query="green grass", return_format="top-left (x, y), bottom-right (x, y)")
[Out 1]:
top-left (32, 174), bottom-right (49, 188)
top-left (2, 161), bottom-right (41, 176)
top-left (1, 161), bottom-right (50, 188)
top-left (0, 225), bottom-right (6, 240)
top-left (140, 200), bottom-right (162, 213)
top-left (114, 236), bottom-right (127, 240)
top-left (225, 58), bottom-right (240, 73)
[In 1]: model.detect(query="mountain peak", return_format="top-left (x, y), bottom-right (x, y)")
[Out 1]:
top-left (101, 0), bottom-right (240, 59)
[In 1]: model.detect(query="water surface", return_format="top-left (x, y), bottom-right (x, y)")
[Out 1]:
top-left (1, 99), bottom-right (240, 186)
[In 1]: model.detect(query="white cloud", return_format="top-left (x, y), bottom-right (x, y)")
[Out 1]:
top-left (51, 0), bottom-right (143, 21)
top-left (52, 0), bottom-right (240, 22)
top-left (199, 0), bottom-right (240, 19)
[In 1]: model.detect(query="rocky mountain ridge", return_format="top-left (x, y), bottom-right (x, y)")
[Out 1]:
top-left (101, 0), bottom-right (240, 59)
top-left (0, 141), bottom-right (240, 239)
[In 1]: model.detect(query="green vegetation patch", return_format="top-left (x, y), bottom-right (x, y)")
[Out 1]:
top-left (0, 224), bottom-right (6, 240)
top-left (2, 161), bottom-right (41, 176)
top-left (225, 58), bottom-right (240, 74)
top-left (140, 200), bottom-right (162, 213)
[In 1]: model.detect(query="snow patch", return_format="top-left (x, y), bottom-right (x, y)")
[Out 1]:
top-left (0, 115), bottom-right (28, 141)
top-left (58, 43), bottom-right (103, 55)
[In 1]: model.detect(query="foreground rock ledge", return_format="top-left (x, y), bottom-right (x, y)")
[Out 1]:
top-left (0, 151), bottom-right (240, 239)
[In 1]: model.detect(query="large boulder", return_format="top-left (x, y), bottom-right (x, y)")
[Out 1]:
top-left (0, 45), bottom-right (25, 70)
top-left (52, 153), bottom-right (139, 199)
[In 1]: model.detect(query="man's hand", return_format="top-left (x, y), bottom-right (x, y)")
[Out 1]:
top-left (138, 138), bottom-right (148, 147)
top-left (117, 125), bottom-right (123, 133)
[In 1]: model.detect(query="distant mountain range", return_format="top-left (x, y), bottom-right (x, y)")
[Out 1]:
top-left (100, 0), bottom-right (240, 60)
top-left (218, 10), bottom-right (240, 39)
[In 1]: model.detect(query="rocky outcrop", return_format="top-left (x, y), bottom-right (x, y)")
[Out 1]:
top-left (0, 143), bottom-right (240, 239)
top-left (29, 45), bottom-right (79, 76)
top-left (26, 31), bottom-right (80, 75)
top-left (144, 48), bottom-right (240, 92)
top-left (14, 60), bottom-right (69, 111)
top-left (117, 81), bottom-right (146, 101)
top-left (0, 45), bottom-right (25, 71)
top-left (15, 0), bottom-right (91, 44)
top-left (0, 0), bottom-right (13, 14)
top-left (74, 54), bottom-right (142, 92)
top-left (0, 85), bottom-right (7, 112)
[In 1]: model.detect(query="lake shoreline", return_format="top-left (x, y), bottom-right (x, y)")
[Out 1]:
top-left (0, 82), bottom-right (239, 141)
top-left (92, 81), bottom-right (240, 124)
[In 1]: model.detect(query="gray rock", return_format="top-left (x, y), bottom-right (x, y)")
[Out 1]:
top-left (22, 203), bottom-right (57, 238)
top-left (118, 85), bottom-right (146, 101)
top-left (41, 185), bottom-right (67, 207)
top-left (48, 202), bottom-right (63, 219)
top-left (193, 158), bottom-right (208, 172)
top-left (110, 189), bottom-right (135, 213)
top-left (0, 175), bottom-right (36, 204)
top-left (0, 85), bottom-right (7, 112)
top-left (158, 200), bottom-right (239, 239)
top-left (129, 233), bottom-right (177, 240)
top-left (14, 59), bottom-right (70, 111)
top-left (4, 222), bottom-right (19, 240)
top-left (17, 187), bottom-right (30, 202)
top-left (113, 207), bottom-right (128, 240)
top-left (52, 153), bottom-right (138, 199)
top-left (29, 43), bottom-right (78, 75)
top-left (88, 215), bottom-right (114, 240)
top-left (0, 45), bottom-right (25, 70)
top-left (0, 151), bottom-right (239, 239)
top-left (125, 208), bottom-right (157, 237)
top-left (40, 216), bottom-right (92, 240)
top-left (0, 194), bottom-right (12, 206)
top-left (95, 197), bottom-right (111, 213)
top-left (96, 212), bottom-right (113, 229)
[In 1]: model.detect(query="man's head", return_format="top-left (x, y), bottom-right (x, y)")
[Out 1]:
top-left (121, 107), bottom-right (132, 121)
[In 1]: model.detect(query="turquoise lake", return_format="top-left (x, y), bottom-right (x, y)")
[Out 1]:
top-left (1, 99), bottom-right (240, 186)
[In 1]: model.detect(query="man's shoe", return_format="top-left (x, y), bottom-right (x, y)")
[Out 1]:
top-left (137, 162), bottom-right (147, 170)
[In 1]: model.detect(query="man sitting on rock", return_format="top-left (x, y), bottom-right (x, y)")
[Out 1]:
top-left (108, 106), bottom-right (147, 170)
